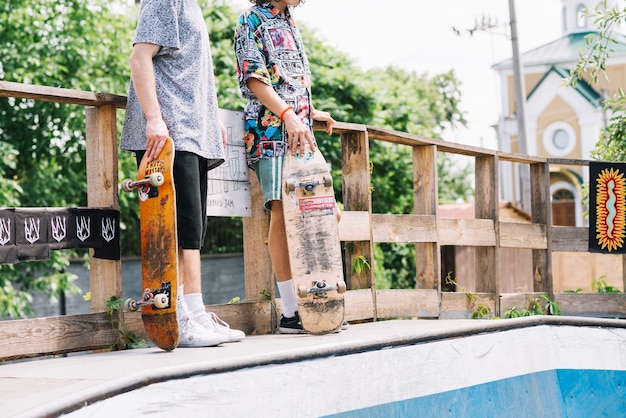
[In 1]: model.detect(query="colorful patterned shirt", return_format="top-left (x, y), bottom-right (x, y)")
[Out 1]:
top-left (234, 2), bottom-right (312, 166)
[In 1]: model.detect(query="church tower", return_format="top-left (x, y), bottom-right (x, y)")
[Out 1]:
top-left (494, 0), bottom-right (626, 227)
top-left (561, 0), bottom-right (623, 35)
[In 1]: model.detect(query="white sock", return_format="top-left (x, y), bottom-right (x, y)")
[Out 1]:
top-left (176, 285), bottom-right (190, 321)
top-left (277, 280), bottom-right (298, 318)
top-left (184, 293), bottom-right (206, 316)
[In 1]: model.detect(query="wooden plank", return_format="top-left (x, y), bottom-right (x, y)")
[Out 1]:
top-left (339, 211), bottom-right (372, 241)
top-left (123, 311), bottom-right (149, 342)
top-left (497, 151), bottom-right (548, 164)
top-left (545, 157), bottom-right (589, 166)
top-left (554, 293), bottom-right (626, 318)
top-left (497, 154), bottom-right (595, 169)
top-left (0, 313), bottom-right (120, 361)
top-left (0, 80), bottom-right (126, 107)
top-left (313, 120), bottom-right (367, 134)
top-left (499, 222), bottom-right (547, 249)
top-left (344, 289), bottom-right (375, 322)
top-left (499, 292), bottom-right (547, 315)
top-left (474, 155), bottom-right (499, 300)
top-left (85, 106), bottom-right (122, 313)
top-left (371, 214), bottom-right (436, 243)
top-left (242, 171), bottom-right (274, 307)
top-left (0, 300), bottom-right (276, 361)
top-left (367, 126), bottom-right (496, 157)
top-left (440, 292), bottom-right (497, 319)
top-left (205, 301), bottom-right (274, 336)
top-left (530, 162), bottom-right (553, 296)
top-left (375, 289), bottom-right (439, 318)
top-left (438, 219), bottom-right (496, 246)
top-left (413, 145), bottom-right (440, 291)
top-left (341, 131), bottom-right (375, 293)
top-left (551, 226), bottom-right (588, 252)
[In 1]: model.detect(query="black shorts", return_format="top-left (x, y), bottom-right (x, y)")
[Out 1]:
top-left (134, 150), bottom-right (208, 250)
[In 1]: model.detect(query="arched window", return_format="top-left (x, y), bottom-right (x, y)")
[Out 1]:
top-left (553, 189), bottom-right (575, 201)
top-left (552, 188), bottom-right (576, 226)
top-left (576, 4), bottom-right (587, 28)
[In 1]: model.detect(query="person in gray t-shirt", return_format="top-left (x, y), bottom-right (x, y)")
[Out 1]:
top-left (121, 0), bottom-right (244, 347)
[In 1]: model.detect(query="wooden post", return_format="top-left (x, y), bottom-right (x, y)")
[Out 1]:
top-left (242, 171), bottom-right (273, 300)
top-left (85, 105), bottom-right (122, 312)
top-left (341, 130), bottom-right (375, 314)
top-left (474, 155), bottom-right (500, 313)
top-left (530, 162), bottom-right (553, 297)
top-left (241, 171), bottom-right (275, 332)
top-left (413, 145), bottom-right (440, 291)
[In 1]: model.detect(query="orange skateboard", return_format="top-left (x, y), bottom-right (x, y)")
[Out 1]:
top-left (122, 137), bottom-right (179, 350)
top-left (282, 146), bottom-right (346, 334)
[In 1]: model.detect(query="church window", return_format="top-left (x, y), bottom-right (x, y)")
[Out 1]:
top-left (543, 122), bottom-right (576, 157)
top-left (576, 4), bottom-right (587, 28)
top-left (552, 188), bottom-right (576, 226)
top-left (553, 129), bottom-right (570, 150)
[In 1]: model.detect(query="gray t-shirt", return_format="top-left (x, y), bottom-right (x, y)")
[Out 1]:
top-left (120, 0), bottom-right (224, 166)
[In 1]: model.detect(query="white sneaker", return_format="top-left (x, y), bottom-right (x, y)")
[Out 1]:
top-left (194, 311), bottom-right (246, 342)
top-left (178, 314), bottom-right (228, 347)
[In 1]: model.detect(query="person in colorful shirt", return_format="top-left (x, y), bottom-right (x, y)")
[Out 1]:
top-left (121, 0), bottom-right (245, 346)
top-left (235, 0), bottom-right (338, 333)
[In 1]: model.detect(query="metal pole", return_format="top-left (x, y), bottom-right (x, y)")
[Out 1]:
top-left (508, 0), bottom-right (531, 213)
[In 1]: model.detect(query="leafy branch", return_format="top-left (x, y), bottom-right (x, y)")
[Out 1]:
top-left (104, 295), bottom-right (148, 350)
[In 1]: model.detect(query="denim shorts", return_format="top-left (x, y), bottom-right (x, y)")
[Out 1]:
top-left (135, 150), bottom-right (211, 249)
top-left (250, 156), bottom-right (284, 210)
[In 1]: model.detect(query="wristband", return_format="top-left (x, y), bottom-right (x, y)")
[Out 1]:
top-left (279, 106), bottom-right (293, 121)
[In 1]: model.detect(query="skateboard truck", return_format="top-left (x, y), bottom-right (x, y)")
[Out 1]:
top-left (298, 280), bottom-right (347, 299)
top-left (121, 172), bottom-right (164, 193)
top-left (125, 281), bottom-right (172, 312)
top-left (285, 175), bottom-right (333, 195)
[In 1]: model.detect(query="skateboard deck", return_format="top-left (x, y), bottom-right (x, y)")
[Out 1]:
top-left (122, 138), bottom-right (179, 350)
top-left (282, 146), bottom-right (346, 334)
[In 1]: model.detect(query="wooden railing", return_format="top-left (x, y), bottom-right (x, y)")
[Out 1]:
top-left (1, 81), bottom-right (624, 361)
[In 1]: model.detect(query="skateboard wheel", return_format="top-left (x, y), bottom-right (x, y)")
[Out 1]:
top-left (153, 293), bottom-right (169, 309)
top-left (285, 178), bottom-right (296, 193)
top-left (121, 178), bottom-right (133, 193)
top-left (298, 285), bottom-right (308, 298)
top-left (337, 281), bottom-right (347, 294)
top-left (323, 175), bottom-right (332, 188)
top-left (124, 298), bottom-right (138, 312)
top-left (149, 172), bottom-right (165, 187)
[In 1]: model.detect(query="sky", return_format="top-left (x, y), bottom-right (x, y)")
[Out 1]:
top-left (229, 0), bottom-right (565, 149)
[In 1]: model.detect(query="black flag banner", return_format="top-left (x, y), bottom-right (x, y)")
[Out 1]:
top-left (589, 161), bottom-right (626, 254)
top-left (0, 208), bottom-right (17, 264)
top-left (93, 209), bottom-right (121, 261)
top-left (0, 207), bottom-right (121, 264)
top-left (72, 207), bottom-right (101, 250)
top-left (16, 208), bottom-right (49, 261)
top-left (48, 208), bottom-right (76, 250)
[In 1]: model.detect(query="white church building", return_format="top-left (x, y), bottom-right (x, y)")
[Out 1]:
top-left (494, 0), bottom-right (626, 227)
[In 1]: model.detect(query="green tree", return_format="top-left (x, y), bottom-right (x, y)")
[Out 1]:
top-left (0, 0), bottom-right (136, 317)
top-left (568, 1), bottom-right (626, 161)
top-left (0, 0), bottom-right (473, 317)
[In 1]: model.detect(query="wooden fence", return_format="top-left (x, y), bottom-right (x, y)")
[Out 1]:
top-left (0, 81), bottom-right (624, 361)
